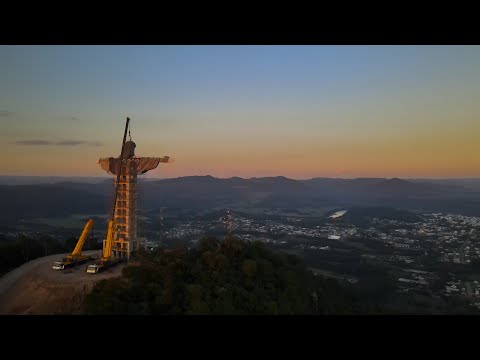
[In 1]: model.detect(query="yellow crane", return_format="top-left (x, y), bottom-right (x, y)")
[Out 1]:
top-left (52, 219), bottom-right (95, 270)
top-left (102, 218), bottom-right (116, 262)
top-left (86, 219), bottom-right (119, 273)
top-left (87, 117), bottom-right (130, 274)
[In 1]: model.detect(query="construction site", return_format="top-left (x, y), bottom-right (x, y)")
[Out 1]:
top-left (0, 117), bottom-right (171, 314)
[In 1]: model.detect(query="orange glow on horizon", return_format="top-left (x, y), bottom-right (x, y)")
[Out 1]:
top-left (3, 129), bottom-right (480, 180)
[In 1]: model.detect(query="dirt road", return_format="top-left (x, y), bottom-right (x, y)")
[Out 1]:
top-left (0, 250), bottom-right (126, 315)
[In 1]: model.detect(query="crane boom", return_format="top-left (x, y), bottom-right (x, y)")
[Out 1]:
top-left (102, 218), bottom-right (116, 261)
top-left (103, 117), bottom-right (130, 262)
top-left (52, 218), bottom-right (95, 270)
top-left (102, 117), bottom-right (130, 261)
top-left (69, 219), bottom-right (94, 258)
top-left (86, 117), bottom-right (132, 274)
top-left (110, 117), bottom-right (130, 221)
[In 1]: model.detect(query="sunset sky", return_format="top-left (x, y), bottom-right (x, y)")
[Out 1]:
top-left (1, 45), bottom-right (479, 179)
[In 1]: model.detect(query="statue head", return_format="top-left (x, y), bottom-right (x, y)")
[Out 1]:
top-left (123, 141), bottom-right (136, 158)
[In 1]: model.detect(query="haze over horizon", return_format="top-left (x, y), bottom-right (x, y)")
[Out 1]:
top-left (1, 45), bottom-right (479, 179)
top-left (1, 174), bottom-right (480, 181)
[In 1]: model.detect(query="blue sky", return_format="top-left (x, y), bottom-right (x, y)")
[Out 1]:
top-left (1, 45), bottom-right (479, 178)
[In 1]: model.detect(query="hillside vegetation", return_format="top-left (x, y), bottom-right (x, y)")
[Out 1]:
top-left (84, 237), bottom-right (360, 315)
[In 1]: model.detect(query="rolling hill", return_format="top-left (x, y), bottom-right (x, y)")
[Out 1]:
top-left (1, 176), bottom-right (480, 227)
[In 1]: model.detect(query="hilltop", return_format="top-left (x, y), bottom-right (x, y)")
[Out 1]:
top-left (84, 237), bottom-right (360, 315)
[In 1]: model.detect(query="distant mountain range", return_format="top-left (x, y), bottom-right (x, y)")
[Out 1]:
top-left (2, 175), bottom-right (480, 188)
top-left (1, 176), bottom-right (480, 225)
top-left (0, 176), bottom-right (111, 185)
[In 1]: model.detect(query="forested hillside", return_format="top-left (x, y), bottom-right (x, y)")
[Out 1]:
top-left (85, 237), bottom-right (361, 314)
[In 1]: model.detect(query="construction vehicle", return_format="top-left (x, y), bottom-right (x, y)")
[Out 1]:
top-left (86, 218), bottom-right (123, 273)
top-left (52, 219), bottom-right (95, 270)
top-left (86, 117), bottom-right (130, 274)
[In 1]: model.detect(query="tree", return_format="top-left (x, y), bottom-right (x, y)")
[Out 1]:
top-left (84, 237), bottom-right (360, 315)
top-left (18, 235), bottom-right (32, 262)
top-left (242, 259), bottom-right (257, 277)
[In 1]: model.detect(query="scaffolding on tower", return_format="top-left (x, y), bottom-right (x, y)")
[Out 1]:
top-left (96, 117), bottom-right (172, 261)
